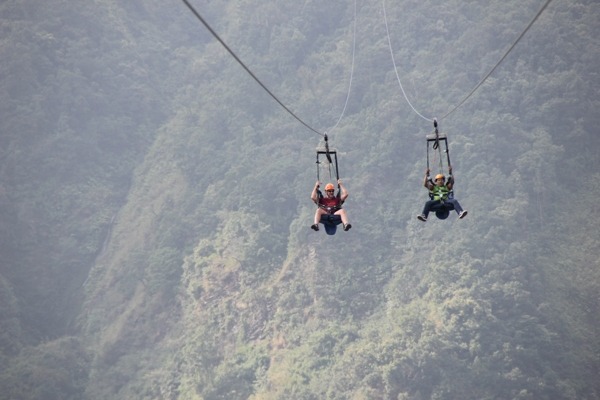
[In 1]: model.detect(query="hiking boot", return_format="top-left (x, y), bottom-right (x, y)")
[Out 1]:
top-left (343, 223), bottom-right (352, 231)
top-left (311, 224), bottom-right (319, 231)
top-left (459, 210), bottom-right (468, 219)
top-left (417, 214), bottom-right (427, 222)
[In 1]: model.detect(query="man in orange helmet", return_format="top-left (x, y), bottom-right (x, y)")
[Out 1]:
top-left (311, 179), bottom-right (352, 231)
top-left (417, 166), bottom-right (467, 221)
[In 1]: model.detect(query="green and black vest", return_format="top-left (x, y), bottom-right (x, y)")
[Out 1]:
top-left (430, 185), bottom-right (450, 201)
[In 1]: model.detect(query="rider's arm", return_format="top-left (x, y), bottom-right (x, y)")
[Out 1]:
top-left (447, 166), bottom-right (454, 190)
top-left (338, 179), bottom-right (348, 202)
top-left (423, 169), bottom-right (433, 190)
top-left (311, 181), bottom-right (320, 203)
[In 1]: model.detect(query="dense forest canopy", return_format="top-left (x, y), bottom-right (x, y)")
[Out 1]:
top-left (0, 0), bottom-right (599, 399)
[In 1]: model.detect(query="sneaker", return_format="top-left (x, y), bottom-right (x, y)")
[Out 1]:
top-left (311, 224), bottom-right (319, 231)
top-left (459, 210), bottom-right (468, 219)
top-left (417, 214), bottom-right (427, 222)
top-left (343, 223), bottom-right (352, 231)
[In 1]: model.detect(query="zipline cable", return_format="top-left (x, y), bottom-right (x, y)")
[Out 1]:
top-left (182, 0), bottom-right (359, 139)
top-left (326, 0), bottom-right (357, 137)
top-left (383, 0), bottom-right (433, 123)
top-left (383, 0), bottom-right (554, 122)
top-left (181, 0), bottom-right (325, 137)
top-left (440, 0), bottom-right (553, 120)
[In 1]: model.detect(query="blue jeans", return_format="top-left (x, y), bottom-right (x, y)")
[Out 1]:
top-left (422, 198), bottom-right (463, 218)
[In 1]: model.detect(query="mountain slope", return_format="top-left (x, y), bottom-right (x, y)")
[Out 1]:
top-left (1, 0), bottom-right (599, 399)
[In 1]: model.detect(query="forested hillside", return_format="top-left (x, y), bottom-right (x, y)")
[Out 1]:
top-left (0, 0), bottom-right (599, 399)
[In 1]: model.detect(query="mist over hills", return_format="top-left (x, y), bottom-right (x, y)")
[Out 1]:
top-left (1, 0), bottom-right (598, 399)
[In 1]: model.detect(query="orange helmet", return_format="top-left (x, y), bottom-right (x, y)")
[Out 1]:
top-left (435, 174), bottom-right (445, 180)
top-left (325, 183), bottom-right (335, 191)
